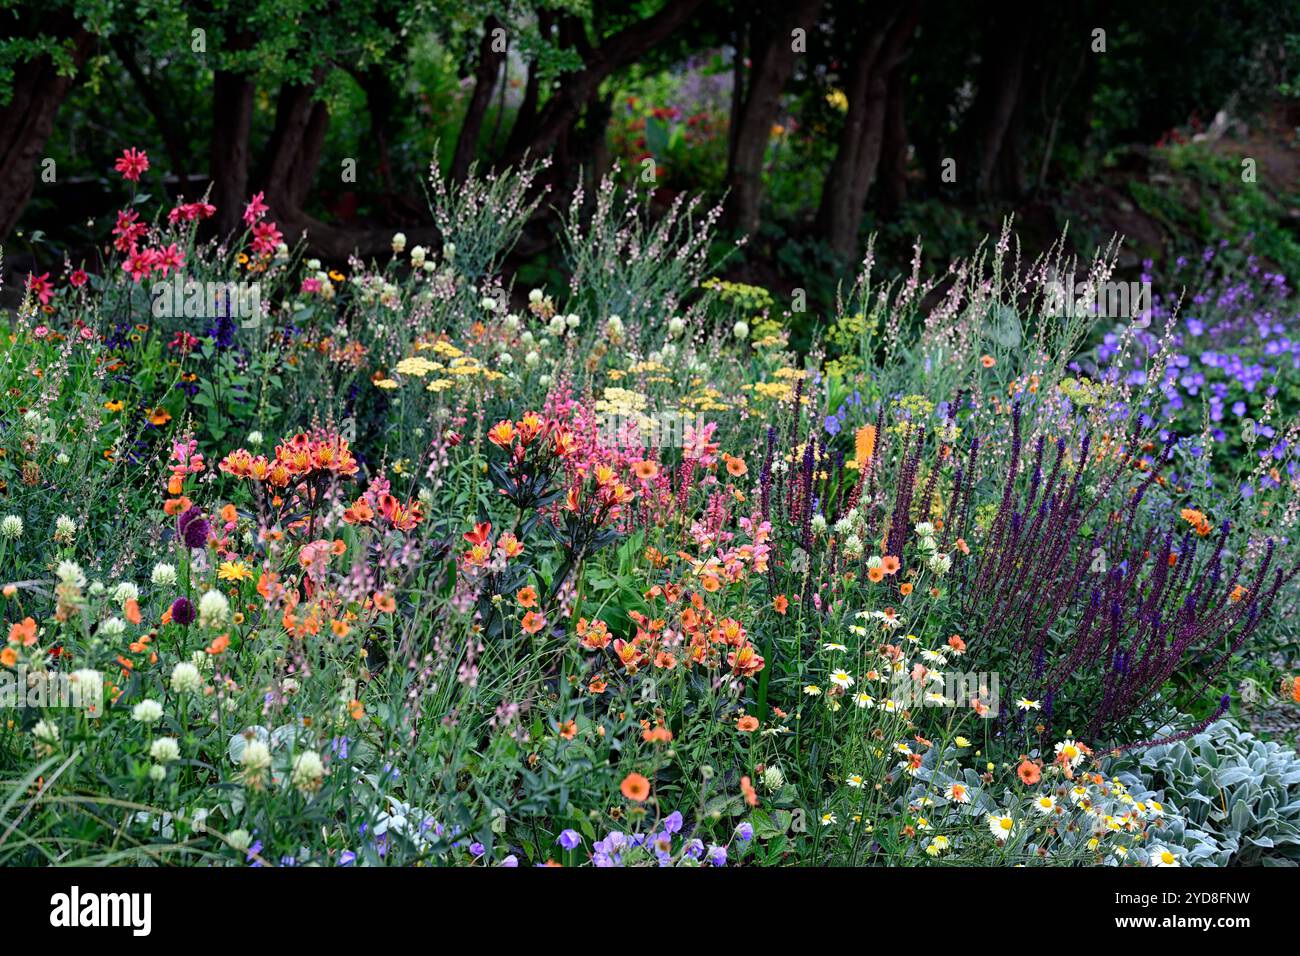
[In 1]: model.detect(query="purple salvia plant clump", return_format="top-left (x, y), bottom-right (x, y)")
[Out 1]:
top-left (950, 404), bottom-right (1299, 746)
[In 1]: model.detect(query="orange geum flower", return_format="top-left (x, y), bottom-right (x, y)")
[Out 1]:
top-left (521, 610), bottom-right (546, 634)
top-left (1017, 759), bottom-right (1042, 785)
top-left (558, 719), bottom-right (577, 740)
top-left (620, 772), bottom-right (651, 802)
top-left (772, 594), bottom-right (789, 614)
top-left (516, 586), bottom-right (538, 608)
top-left (206, 634), bottom-right (230, 655)
top-left (633, 460), bottom-right (659, 481)
top-left (373, 593), bottom-right (397, 613)
top-left (8, 617), bottom-right (37, 646)
top-left (723, 453), bottom-right (747, 477)
top-left (588, 675), bottom-right (608, 694)
top-left (741, 775), bottom-right (759, 807)
top-left (880, 555), bottom-right (901, 575)
top-left (736, 714), bottom-right (759, 732)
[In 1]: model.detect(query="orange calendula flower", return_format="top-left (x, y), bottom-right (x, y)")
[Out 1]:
top-left (620, 772), bottom-right (651, 802)
top-left (980, 355), bottom-right (996, 368)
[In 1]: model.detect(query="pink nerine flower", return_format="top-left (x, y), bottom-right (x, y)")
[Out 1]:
top-left (243, 191), bottom-right (269, 226)
top-left (251, 220), bottom-right (283, 256)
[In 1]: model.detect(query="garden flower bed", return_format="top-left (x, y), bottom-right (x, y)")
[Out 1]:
top-left (0, 153), bottom-right (1297, 868)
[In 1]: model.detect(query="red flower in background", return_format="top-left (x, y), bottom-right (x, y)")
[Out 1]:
top-left (114, 147), bottom-right (150, 181)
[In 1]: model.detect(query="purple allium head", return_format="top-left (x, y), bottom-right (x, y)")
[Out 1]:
top-left (170, 596), bottom-right (196, 626)
top-left (177, 507), bottom-right (211, 549)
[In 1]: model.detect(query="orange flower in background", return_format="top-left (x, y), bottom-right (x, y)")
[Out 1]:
top-left (899, 582), bottom-right (913, 596)
top-left (1290, 676), bottom-right (1300, 704)
top-left (723, 453), bottom-right (747, 477)
top-left (0, 647), bottom-right (16, 667)
top-left (373, 593), bottom-right (397, 613)
top-left (558, 719), bottom-right (577, 740)
top-left (634, 460), bottom-right (659, 481)
top-left (620, 772), bottom-right (651, 802)
top-left (147, 407), bottom-right (172, 426)
top-left (206, 634), bottom-right (230, 655)
top-left (736, 714), bottom-right (759, 732)
top-left (8, 616), bottom-right (37, 647)
top-left (772, 594), bottom-right (788, 614)
top-left (349, 699), bottom-right (365, 720)
top-left (854, 424), bottom-right (877, 469)
top-left (516, 586), bottom-right (537, 608)
top-left (487, 420), bottom-right (516, 447)
top-left (1179, 507), bottom-right (1213, 537)
top-left (124, 599), bottom-right (142, 624)
top-left (497, 532), bottom-right (524, 558)
top-left (981, 355), bottom-right (996, 368)
top-left (741, 775), bottom-right (759, 807)
top-left (521, 610), bottom-right (546, 634)
top-left (947, 634), bottom-right (967, 654)
top-left (1229, 584), bottom-right (1248, 603)
top-left (880, 555), bottom-right (901, 575)
top-left (867, 565), bottom-right (885, 583)
top-left (588, 675), bottom-right (607, 694)
top-left (1017, 759), bottom-right (1042, 785)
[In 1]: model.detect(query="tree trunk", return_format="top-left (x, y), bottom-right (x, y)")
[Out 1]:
top-left (0, 23), bottom-right (95, 241)
top-left (451, 15), bottom-right (506, 181)
top-left (210, 53), bottom-right (256, 238)
top-left (959, 4), bottom-right (1032, 198)
top-left (259, 71), bottom-right (329, 217)
top-left (502, 0), bottom-right (706, 167)
top-left (724, 0), bottom-right (824, 235)
top-left (817, 2), bottom-right (921, 261)
top-left (877, 71), bottom-right (909, 215)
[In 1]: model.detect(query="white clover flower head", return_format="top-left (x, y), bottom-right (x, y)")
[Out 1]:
top-left (151, 562), bottom-right (178, 587)
top-left (290, 750), bottom-right (327, 795)
top-left (112, 581), bottom-right (139, 605)
top-left (55, 560), bottom-right (86, 588)
top-left (247, 430), bottom-right (264, 447)
top-left (227, 828), bottom-right (252, 852)
top-left (480, 296), bottom-right (498, 312)
top-left (390, 231), bottom-right (407, 253)
top-left (133, 699), bottom-right (164, 723)
top-left (149, 764), bottom-right (167, 783)
top-left (150, 737), bottom-right (181, 763)
top-left (811, 514), bottom-right (827, 534)
top-left (33, 719), bottom-right (60, 745)
top-left (668, 316), bottom-right (686, 337)
top-left (54, 515), bottom-right (78, 543)
top-left (504, 312), bottom-right (520, 330)
top-left (1, 515), bottom-right (24, 538)
top-left (763, 765), bottom-right (784, 791)
top-left (306, 258), bottom-right (322, 271)
top-left (100, 616), bottom-right (126, 637)
top-left (525, 350), bottom-right (540, 368)
top-left (409, 245), bottom-right (426, 266)
top-left (240, 739), bottom-right (272, 772)
top-left (198, 589), bottom-right (230, 628)
top-left (732, 320), bottom-right (749, 341)
top-left (547, 316), bottom-right (566, 337)
top-left (55, 452), bottom-right (70, 465)
top-left (170, 661), bottom-right (203, 694)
